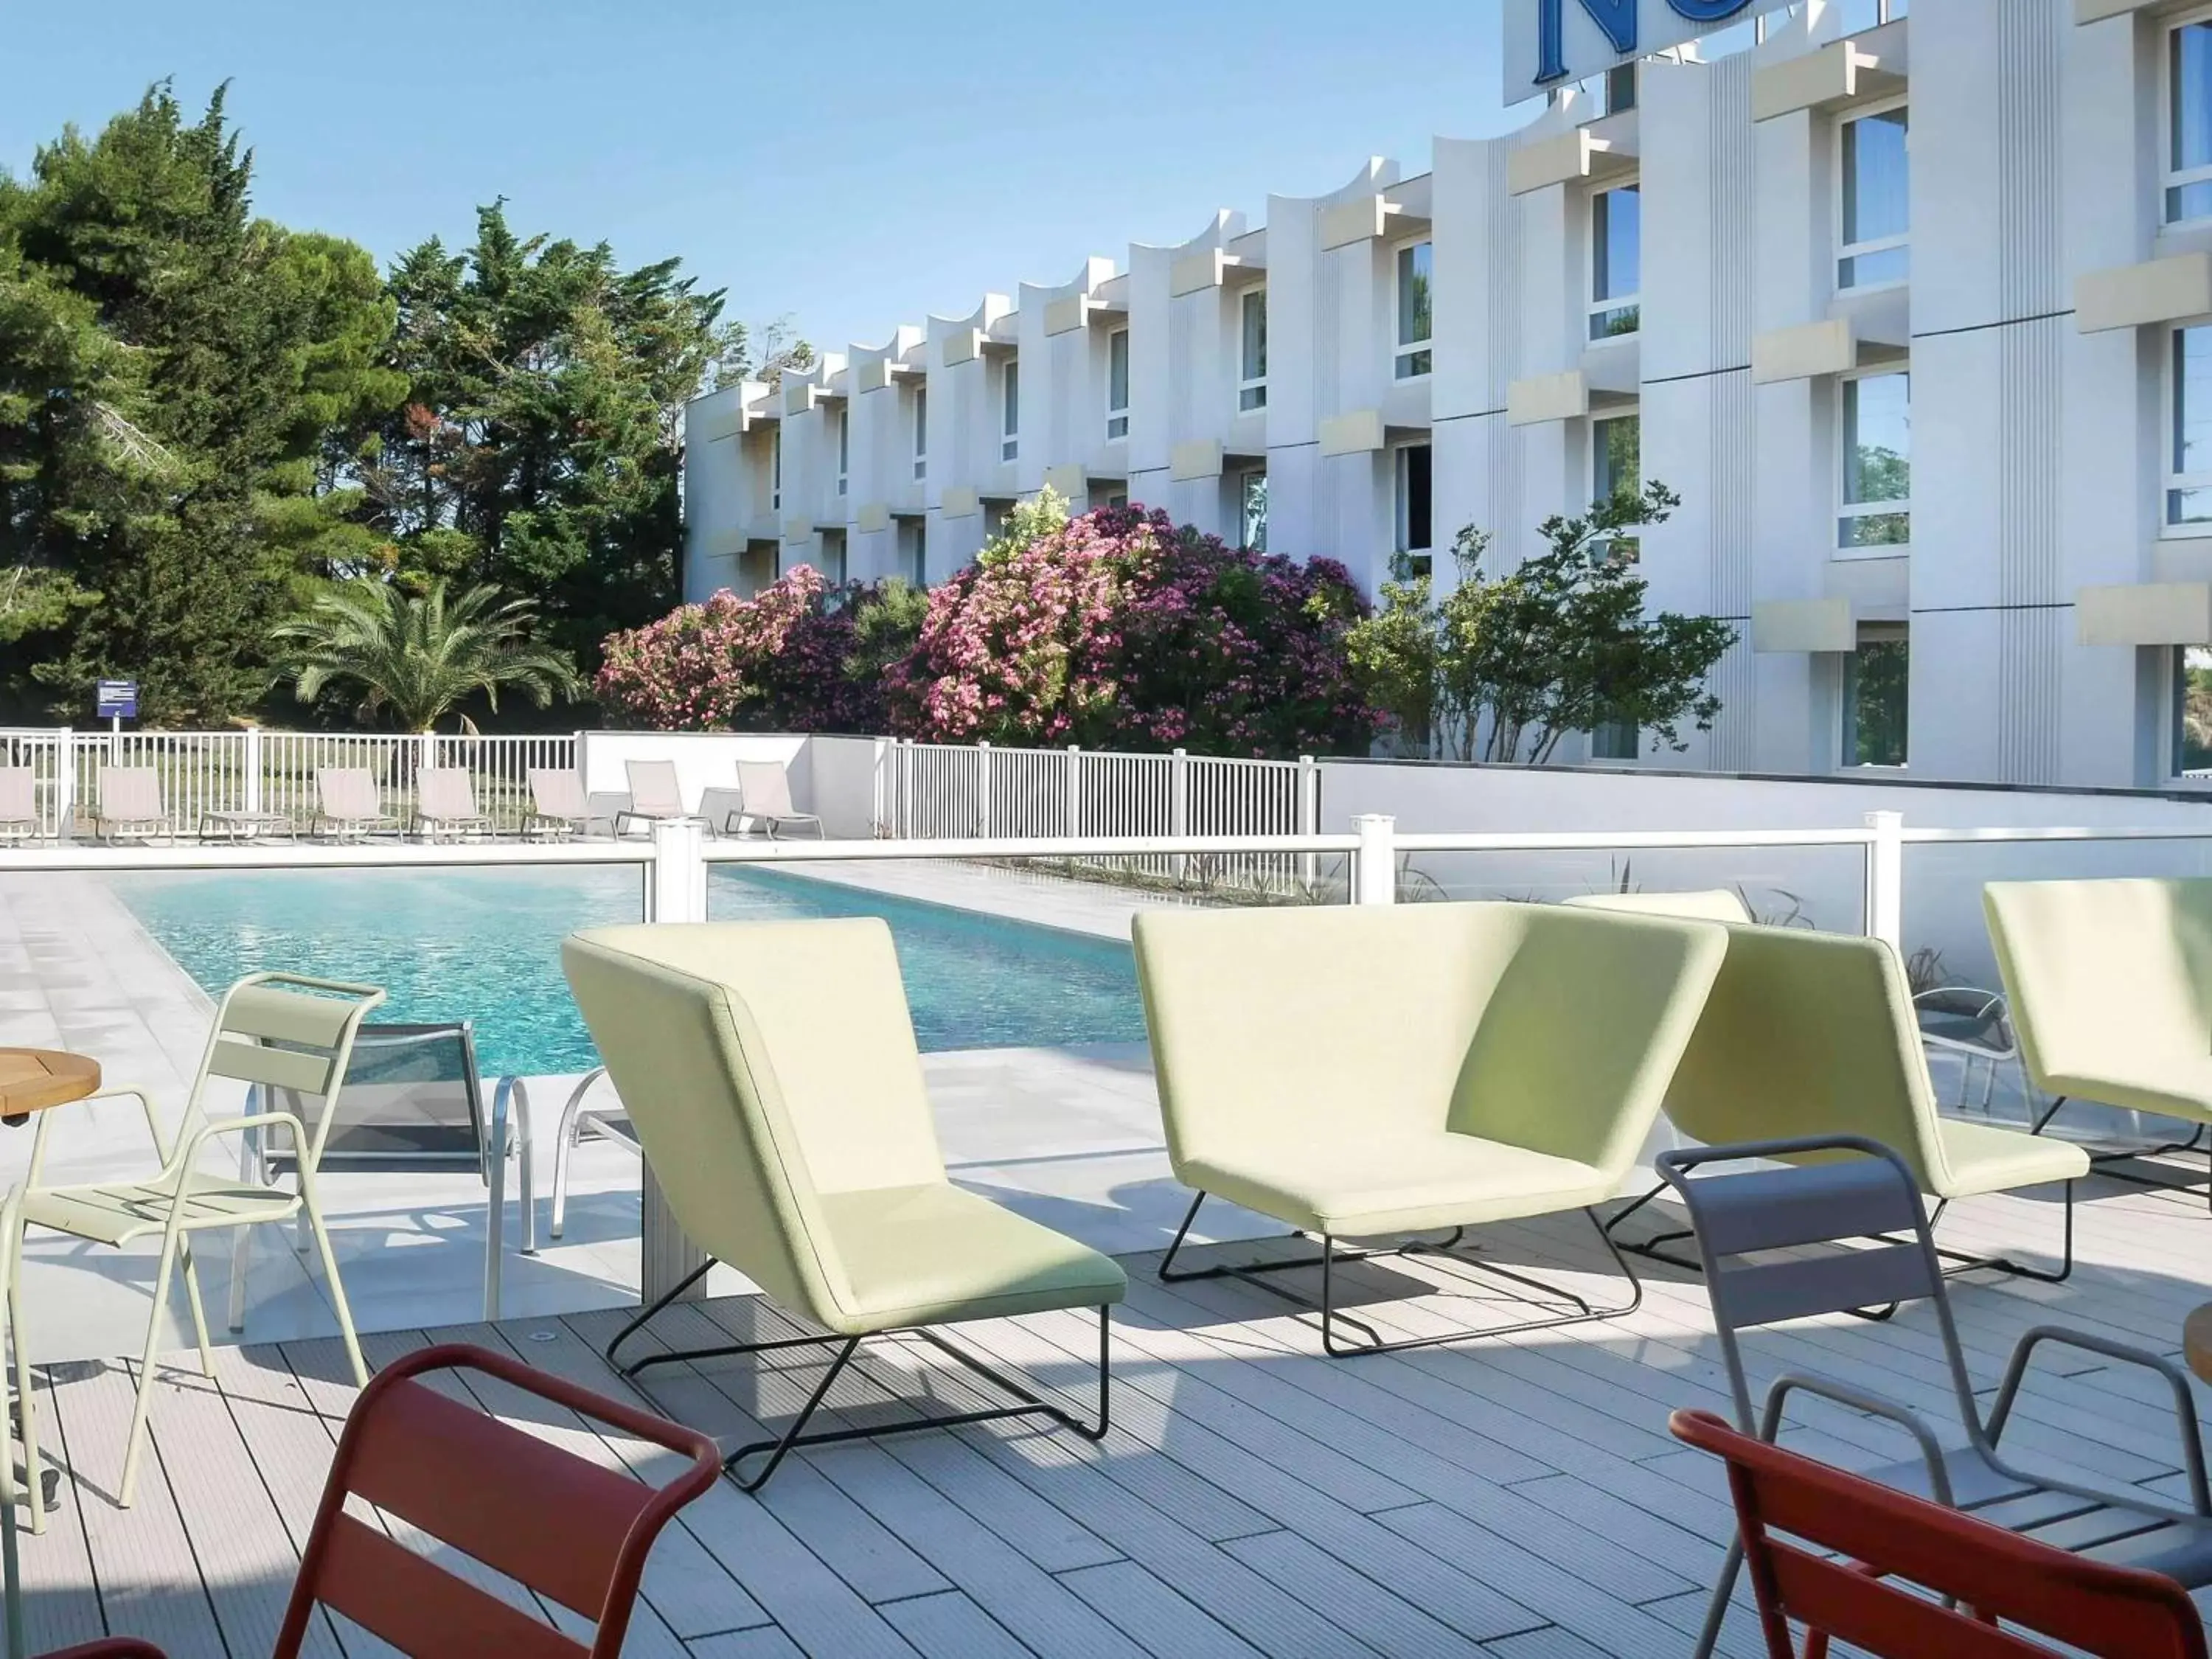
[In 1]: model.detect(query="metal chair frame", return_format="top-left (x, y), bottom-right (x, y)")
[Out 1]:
top-left (1158, 1189), bottom-right (1644, 1357)
top-left (1655, 1134), bottom-right (2212, 1659)
top-left (603, 1261), bottom-right (1110, 1492)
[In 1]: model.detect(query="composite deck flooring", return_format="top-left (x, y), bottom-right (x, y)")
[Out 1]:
top-left (13, 1165), bottom-right (2212, 1658)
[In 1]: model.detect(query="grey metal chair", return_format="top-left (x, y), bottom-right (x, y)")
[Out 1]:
top-left (239, 1020), bottom-right (535, 1323)
top-left (1655, 1133), bottom-right (2212, 1659)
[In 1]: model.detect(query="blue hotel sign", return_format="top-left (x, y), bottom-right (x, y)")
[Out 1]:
top-left (1509, 0), bottom-right (1773, 101)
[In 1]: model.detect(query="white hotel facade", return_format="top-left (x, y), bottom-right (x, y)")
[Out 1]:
top-left (684, 0), bottom-right (2212, 787)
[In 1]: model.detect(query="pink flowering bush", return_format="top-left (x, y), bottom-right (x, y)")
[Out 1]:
top-left (886, 504), bottom-right (1379, 758)
top-left (599, 507), bottom-right (1382, 757)
top-left (595, 566), bottom-right (878, 731)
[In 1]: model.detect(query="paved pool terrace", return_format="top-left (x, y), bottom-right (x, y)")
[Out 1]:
top-left (0, 863), bottom-right (1276, 1363)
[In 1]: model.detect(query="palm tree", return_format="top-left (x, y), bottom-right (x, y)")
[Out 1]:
top-left (275, 580), bottom-right (581, 731)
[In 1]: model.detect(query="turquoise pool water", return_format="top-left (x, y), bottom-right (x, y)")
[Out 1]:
top-left (107, 866), bottom-right (1146, 1076)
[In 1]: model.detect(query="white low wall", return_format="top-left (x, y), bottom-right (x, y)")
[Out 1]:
top-left (1315, 757), bottom-right (2212, 835)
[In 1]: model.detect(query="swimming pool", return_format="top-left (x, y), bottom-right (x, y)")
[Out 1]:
top-left (107, 866), bottom-right (1147, 1076)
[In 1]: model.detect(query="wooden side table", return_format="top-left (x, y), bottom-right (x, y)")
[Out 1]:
top-left (0, 1048), bottom-right (97, 1659)
top-left (2185, 1303), bottom-right (2212, 1387)
top-left (0, 1048), bottom-right (100, 1125)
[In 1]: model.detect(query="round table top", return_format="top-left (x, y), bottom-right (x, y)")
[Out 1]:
top-left (0, 1048), bottom-right (101, 1118)
top-left (2185, 1303), bottom-right (2212, 1387)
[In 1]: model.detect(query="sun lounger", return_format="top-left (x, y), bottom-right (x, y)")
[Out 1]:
top-left (314, 768), bottom-right (400, 842)
top-left (91, 766), bottom-right (170, 843)
top-left (726, 759), bottom-right (825, 838)
top-left (413, 766), bottom-right (493, 841)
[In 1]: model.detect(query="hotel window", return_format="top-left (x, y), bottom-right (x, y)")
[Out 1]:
top-left (1106, 327), bottom-right (1130, 439)
top-left (1588, 185), bottom-right (1641, 339)
top-left (1239, 290), bottom-right (1268, 411)
top-left (1000, 359), bottom-right (1019, 462)
top-left (1839, 370), bottom-right (1910, 550)
top-left (2171, 16), bottom-right (2212, 225)
top-left (1843, 624), bottom-right (1909, 768)
top-left (1394, 442), bottom-right (1433, 574)
top-left (770, 427), bottom-right (782, 512)
top-left (1834, 0), bottom-right (1908, 33)
top-left (2171, 325), bottom-right (2212, 528)
top-left (1238, 469), bottom-right (1268, 552)
top-left (835, 408), bottom-right (849, 496)
top-left (912, 386), bottom-right (928, 481)
top-left (2176, 647), bottom-right (2212, 775)
top-left (1593, 412), bottom-right (1641, 559)
top-left (1837, 104), bottom-right (1910, 291)
top-left (1394, 241), bottom-right (1433, 380)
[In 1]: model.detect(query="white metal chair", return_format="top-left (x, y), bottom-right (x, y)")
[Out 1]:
top-left (1913, 984), bottom-right (2026, 1113)
top-left (314, 768), bottom-right (400, 841)
top-left (247, 1020), bottom-right (535, 1319)
top-left (7, 973), bottom-right (385, 1515)
top-left (413, 766), bottom-right (494, 842)
top-left (726, 759), bottom-right (826, 839)
top-left (90, 766), bottom-right (170, 844)
top-left (546, 1066), bottom-right (635, 1242)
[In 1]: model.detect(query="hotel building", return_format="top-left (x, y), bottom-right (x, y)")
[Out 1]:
top-left (683, 0), bottom-right (2212, 786)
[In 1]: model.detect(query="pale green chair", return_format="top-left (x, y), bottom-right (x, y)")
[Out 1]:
top-left (1986, 877), bottom-right (2212, 1202)
top-left (1132, 901), bottom-right (1727, 1356)
top-left (561, 919), bottom-right (1125, 1490)
top-left (8, 973), bottom-right (383, 1519)
top-left (1583, 902), bottom-right (2090, 1282)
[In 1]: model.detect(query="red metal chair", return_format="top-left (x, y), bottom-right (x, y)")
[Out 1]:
top-left (271, 1342), bottom-right (722, 1658)
top-left (1672, 1408), bottom-right (2211, 1659)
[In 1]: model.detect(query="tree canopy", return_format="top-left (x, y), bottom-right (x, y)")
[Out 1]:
top-left (0, 83), bottom-right (779, 727)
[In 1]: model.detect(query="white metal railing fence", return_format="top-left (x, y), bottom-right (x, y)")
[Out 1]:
top-left (0, 727), bottom-right (580, 838)
top-left (879, 739), bottom-right (1319, 897)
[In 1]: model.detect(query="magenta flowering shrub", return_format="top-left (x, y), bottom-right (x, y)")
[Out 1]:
top-left (594, 566), bottom-right (877, 731)
top-left (886, 505), bottom-right (1379, 759)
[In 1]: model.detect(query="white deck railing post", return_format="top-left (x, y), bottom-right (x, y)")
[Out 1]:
top-left (1864, 810), bottom-right (1905, 953)
top-left (976, 740), bottom-right (992, 838)
top-left (1065, 745), bottom-right (1082, 837)
top-left (1297, 754), bottom-right (1318, 891)
top-left (1354, 813), bottom-right (1397, 905)
top-left (52, 728), bottom-right (73, 838)
top-left (1170, 748), bottom-right (1189, 883)
top-left (640, 817), bottom-right (712, 1304)
top-left (242, 726), bottom-right (262, 814)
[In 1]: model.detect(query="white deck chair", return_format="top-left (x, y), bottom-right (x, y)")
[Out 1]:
top-left (92, 766), bottom-right (170, 843)
top-left (315, 768), bottom-right (400, 841)
top-left (727, 759), bottom-right (826, 839)
top-left (524, 767), bottom-right (604, 840)
top-left (615, 759), bottom-right (694, 835)
top-left (0, 768), bottom-right (39, 844)
top-left (414, 766), bottom-right (493, 842)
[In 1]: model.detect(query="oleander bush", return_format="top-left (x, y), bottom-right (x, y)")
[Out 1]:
top-left (601, 491), bottom-right (1382, 759)
top-left (595, 564), bottom-right (881, 731)
top-left (883, 494), bottom-right (1378, 758)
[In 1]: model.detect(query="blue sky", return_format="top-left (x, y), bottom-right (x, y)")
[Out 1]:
top-left (0, 0), bottom-right (1524, 361)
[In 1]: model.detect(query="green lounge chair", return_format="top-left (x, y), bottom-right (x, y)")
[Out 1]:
top-left (1584, 902), bottom-right (2090, 1283)
top-left (1985, 877), bottom-right (2212, 1203)
top-left (561, 919), bottom-right (1124, 1490)
top-left (1132, 901), bottom-right (1727, 1356)
top-left (9, 973), bottom-right (384, 1516)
